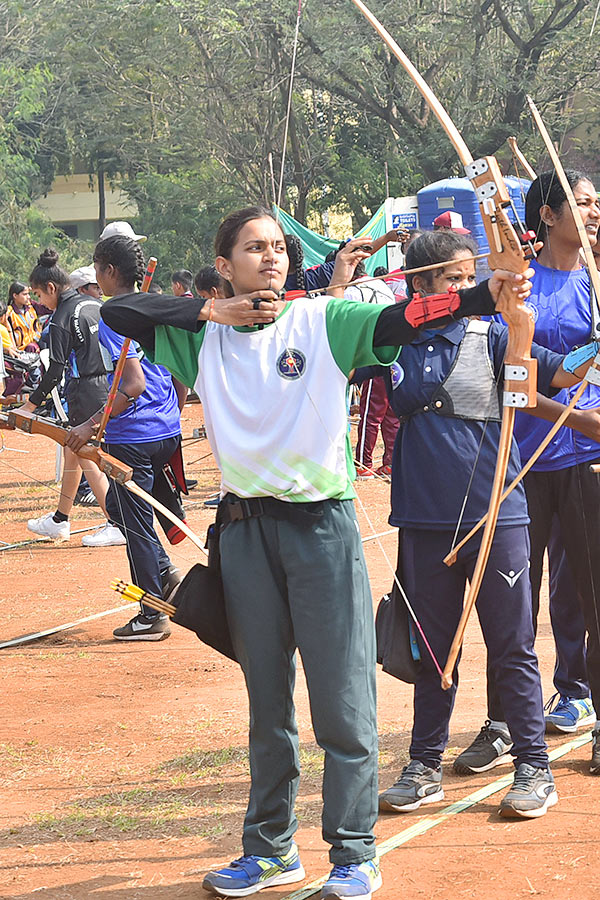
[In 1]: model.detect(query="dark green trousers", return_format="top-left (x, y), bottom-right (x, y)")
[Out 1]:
top-left (220, 498), bottom-right (378, 865)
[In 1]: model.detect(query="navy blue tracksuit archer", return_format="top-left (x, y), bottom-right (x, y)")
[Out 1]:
top-left (354, 318), bottom-right (564, 769)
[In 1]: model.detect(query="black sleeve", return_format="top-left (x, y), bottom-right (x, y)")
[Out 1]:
top-left (101, 292), bottom-right (208, 351)
top-left (28, 359), bottom-right (66, 407)
top-left (350, 365), bottom-right (383, 385)
top-left (373, 280), bottom-right (495, 347)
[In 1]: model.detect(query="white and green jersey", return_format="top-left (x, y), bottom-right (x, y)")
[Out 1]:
top-left (151, 297), bottom-right (399, 502)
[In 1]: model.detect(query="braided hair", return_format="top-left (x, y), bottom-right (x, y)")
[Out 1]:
top-left (93, 235), bottom-right (146, 289)
top-left (284, 233), bottom-right (305, 291)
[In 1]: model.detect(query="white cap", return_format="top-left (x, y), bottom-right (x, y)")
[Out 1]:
top-left (69, 265), bottom-right (98, 290)
top-left (99, 221), bottom-right (147, 242)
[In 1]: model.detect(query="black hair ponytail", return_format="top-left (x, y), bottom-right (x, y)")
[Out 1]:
top-left (525, 170), bottom-right (590, 241)
top-left (29, 249), bottom-right (70, 292)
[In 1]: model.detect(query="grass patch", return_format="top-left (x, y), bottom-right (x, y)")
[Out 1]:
top-left (299, 746), bottom-right (324, 777)
top-left (29, 788), bottom-right (228, 839)
top-left (159, 745), bottom-right (248, 777)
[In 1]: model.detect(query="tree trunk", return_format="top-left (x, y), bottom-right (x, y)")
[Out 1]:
top-left (98, 166), bottom-right (106, 237)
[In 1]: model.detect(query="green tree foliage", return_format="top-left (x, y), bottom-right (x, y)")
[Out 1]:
top-left (0, 0), bottom-right (599, 283)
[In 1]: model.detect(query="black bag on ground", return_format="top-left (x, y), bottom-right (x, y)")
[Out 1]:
top-left (170, 521), bottom-right (237, 662)
top-left (375, 535), bottom-right (421, 684)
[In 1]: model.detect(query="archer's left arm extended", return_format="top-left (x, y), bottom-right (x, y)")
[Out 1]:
top-left (525, 394), bottom-right (600, 443)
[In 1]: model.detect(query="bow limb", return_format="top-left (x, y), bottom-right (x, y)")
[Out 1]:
top-left (1, 410), bottom-right (208, 557)
top-left (443, 376), bottom-right (593, 566)
top-left (350, 0), bottom-right (538, 689)
top-left (1, 411), bottom-right (133, 483)
top-left (507, 136), bottom-right (537, 181)
top-left (122, 479), bottom-right (209, 558)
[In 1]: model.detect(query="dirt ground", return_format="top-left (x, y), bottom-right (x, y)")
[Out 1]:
top-left (1, 403), bottom-right (599, 900)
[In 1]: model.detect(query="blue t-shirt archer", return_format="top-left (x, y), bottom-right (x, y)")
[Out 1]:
top-left (99, 320), bottom-right (181, 444)
top-left (511, 260), bottom-right (600, 471)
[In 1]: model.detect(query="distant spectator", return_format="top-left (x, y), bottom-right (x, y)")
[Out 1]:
top-left (344, 265), bottom-right (398, 480)
top-left (194, 265), bottom-right (226, 300)
top-left (6, 282), bottom-right (41, 351)
top-left (433, 211), bottom-right (471, 234)
top-left (387, 228), bottom-right (426, 301)
top-left (284, 233), bottom-right (336, 293)
top-left (99, 221), bottom-right (147, 243)
top-left (171, 270), bottom-right (194, 297)
top-left (70, 265), bottom-right (102, 299)
top-left (0, 299), bottom-right (40, 395)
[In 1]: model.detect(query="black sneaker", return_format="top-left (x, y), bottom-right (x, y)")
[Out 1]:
top-left (74, 488), bottom-right (99, 507)
top-left (499, 764), bottom-right (558, 818)
top-left (453, 720), bottom-right (513, 774)
top-left (161, 565), bottom-right (181, 604)
top-left (591, 726), bottom-right (600, 775)
top-left (113, 614), bottom-right (171, 641)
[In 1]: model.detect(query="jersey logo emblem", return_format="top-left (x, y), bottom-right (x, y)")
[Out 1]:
top-left (524, 302), bottom-right (539, 323)
top-left (277, 348), bottom-right (306, 379)
top-left (496, 566), bottom-right (526, 588)
top-left (390, 362), bottom-right (404, 389)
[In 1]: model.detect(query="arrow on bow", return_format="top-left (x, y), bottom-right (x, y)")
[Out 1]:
top-left (1, 410), bottom-right (208, 557)
top-left (350, 0), bottom-right (538, 689)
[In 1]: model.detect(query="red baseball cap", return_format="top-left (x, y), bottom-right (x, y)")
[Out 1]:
top-left (433, 211), bottom-right (471, 234)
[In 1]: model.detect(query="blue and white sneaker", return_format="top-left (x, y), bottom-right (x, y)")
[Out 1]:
top-left (202, 843), bottom-right (305, 896)
top-left (321, 858), bottom-right (382, 900)
top-left (544, 694), bottom-right (595, 733)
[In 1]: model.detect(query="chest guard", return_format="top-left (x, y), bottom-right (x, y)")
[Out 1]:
top-left (428, 320), bottom-right (501, 422)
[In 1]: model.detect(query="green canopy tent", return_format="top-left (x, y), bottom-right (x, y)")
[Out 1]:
top-left (274, 202), bottom-right (390, 276)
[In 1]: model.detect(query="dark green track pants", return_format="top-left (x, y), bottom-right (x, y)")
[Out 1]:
top-left (220, 498), bottom-right (378, 865)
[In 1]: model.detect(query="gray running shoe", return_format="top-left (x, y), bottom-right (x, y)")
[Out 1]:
top-left (499, 763), bottom-right (558, 818)
top-left (453, 720), bottom-right (513, 774)
top-left (379, 759), bottom-right (443, 812)
top-left (590, 726), bottom-right (600, 775)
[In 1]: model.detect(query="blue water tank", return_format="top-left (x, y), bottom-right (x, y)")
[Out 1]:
top-left (417, 176), bottom-right (531, 279)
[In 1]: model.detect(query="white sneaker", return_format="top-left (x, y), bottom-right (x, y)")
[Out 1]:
top-left (27, 512), bottom-right (70, 541)
top-left (82, 523), bottom-right (126, 547)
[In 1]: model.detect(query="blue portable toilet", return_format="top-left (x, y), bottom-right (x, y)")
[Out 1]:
top-left (417, 176), bottom-right (531, 279)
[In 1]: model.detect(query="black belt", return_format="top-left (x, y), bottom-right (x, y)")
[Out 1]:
top-left (218, 493), bottom-right (327, 527)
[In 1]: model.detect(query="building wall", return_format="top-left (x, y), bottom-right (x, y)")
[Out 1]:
top-left (35, 174), bottom-right (138, 241)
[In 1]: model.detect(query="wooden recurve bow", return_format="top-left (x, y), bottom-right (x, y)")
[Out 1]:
top-left (444, 101), bottom-right (600, 565)
top-left (0, 410), bottom-right (208, 556)
top-left (350, 0), bottom-right (538, 689)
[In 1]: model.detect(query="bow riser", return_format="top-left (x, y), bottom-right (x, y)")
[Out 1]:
top-left (469, 157), bottom-right (527, 272)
